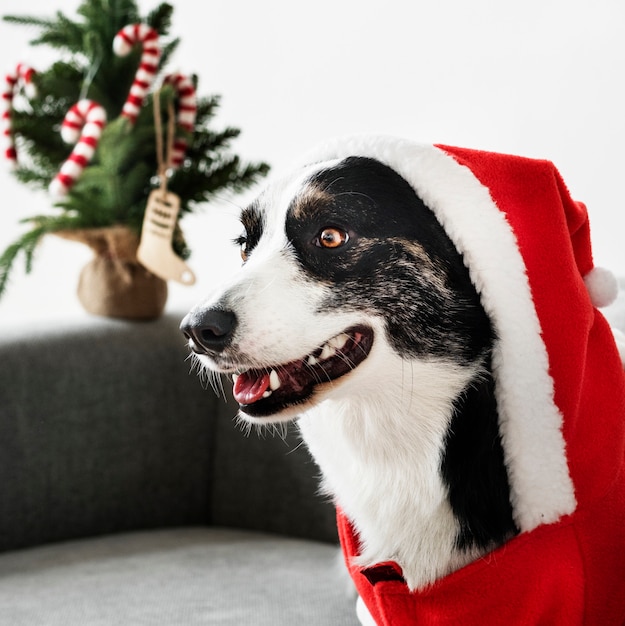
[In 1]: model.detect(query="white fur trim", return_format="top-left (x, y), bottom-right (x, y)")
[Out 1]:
top-left (584, 266), bottom-right (619, 308)
top-left (302, 135), bottom-right (577, 532)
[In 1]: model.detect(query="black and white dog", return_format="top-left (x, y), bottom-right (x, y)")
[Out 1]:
top-left (180, 151), bottom-right (518, 591)
top-left (181, 136), bottom-right (625, 624)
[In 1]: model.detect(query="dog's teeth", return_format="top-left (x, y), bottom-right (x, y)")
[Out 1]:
top-left (329, 333), bottom-right (349, 351)
top-left (320, 344), bottom-right (336, 360)
top-left (232, 374), bottom-right (239, 383)
top-left (262, 390), bottom-right (272, 399)
top-left (269, 370), bottom-right (281, 391)
top-left (310, 334), bottom-right (348, 365)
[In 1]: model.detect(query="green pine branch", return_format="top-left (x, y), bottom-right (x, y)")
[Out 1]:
top-left (0, 223), bottom-right (51, 298)
top-left (1, 0), bottom-right (270, 302)
top-left (2, 15), bottom-right (56, 29)
top-left (146, 2), bottom-right (172, 31)
top-left (29, 12), bottom-right (85, 53)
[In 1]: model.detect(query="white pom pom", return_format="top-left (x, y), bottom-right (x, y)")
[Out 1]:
top-left (584, 266), bottom-right (619, 308)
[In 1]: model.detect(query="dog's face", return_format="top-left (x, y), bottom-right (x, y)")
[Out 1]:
top-left (181, 156), bottom-right (491, 423)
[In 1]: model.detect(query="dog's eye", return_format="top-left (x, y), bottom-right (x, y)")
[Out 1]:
top-left (240, 240), bottom-right (248, 262)
top-left (234, 235), bottom-right (249, 262)
top-left (315, 227), bottom-right (349, 249)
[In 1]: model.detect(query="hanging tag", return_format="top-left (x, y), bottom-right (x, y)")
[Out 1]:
top-left (137, 189), bottom-right (196, 285)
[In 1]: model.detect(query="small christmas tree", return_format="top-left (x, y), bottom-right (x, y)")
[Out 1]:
top-left (0, 0), bottom-right (269, 304)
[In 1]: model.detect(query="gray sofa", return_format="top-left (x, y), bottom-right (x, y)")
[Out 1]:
top-left (0, 313), bottom-right (359, 625)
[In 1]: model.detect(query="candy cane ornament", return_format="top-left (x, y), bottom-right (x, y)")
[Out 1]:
top-left (162, 74), bottom-right (197, 168)
top-left (113, 24), bottom-right (161, 124)
top-left (49, 99), bottom-right (107, 197)
top-left (2, 63), bottom-right (37, 166)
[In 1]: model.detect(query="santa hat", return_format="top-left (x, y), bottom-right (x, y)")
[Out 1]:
top-left (302, 135), bottom-right (624, 535)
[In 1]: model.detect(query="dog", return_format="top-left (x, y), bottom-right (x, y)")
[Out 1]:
top-left (181, 136), bottom-right (625, 625)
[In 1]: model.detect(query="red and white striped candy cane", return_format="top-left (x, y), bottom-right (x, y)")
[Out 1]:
top-left (113, 24), bottom-right (161, 124)
top-left (49, 99), bottom-right (107, 197)
top-left (163, 73), bottom-right (197, 167)
top-left (2, 63), bottom-right (37, 166)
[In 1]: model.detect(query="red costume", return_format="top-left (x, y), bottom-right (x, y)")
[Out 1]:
top-left (307, 138), bottom-right (625, 625)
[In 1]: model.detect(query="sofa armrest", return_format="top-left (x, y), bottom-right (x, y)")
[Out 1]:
top-left (0, 314), bottom-right (215, 552)
top-left (208, 401), bottom-right (339, 543)
top-left (0, 312), bottom-right (338, 552)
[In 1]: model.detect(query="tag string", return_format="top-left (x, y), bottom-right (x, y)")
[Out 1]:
top-left (152, 88), bottom-right (176, 197)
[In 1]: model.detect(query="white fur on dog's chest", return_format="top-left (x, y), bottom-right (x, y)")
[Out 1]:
top-left (297, 355), bottom-right (481, 590)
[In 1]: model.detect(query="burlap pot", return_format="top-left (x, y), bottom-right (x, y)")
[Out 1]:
top-left (55, 225), bottom-right (168, 320)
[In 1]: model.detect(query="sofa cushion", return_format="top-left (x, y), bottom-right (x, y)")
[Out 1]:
top-left (0, 527), bottom-right (358, 625)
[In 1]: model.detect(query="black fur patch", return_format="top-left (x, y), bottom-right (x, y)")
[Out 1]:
top-left (285, 156), bottom-right (518, 549)
top-left (443, 365), bottom-right (519, 550)
top-left (286, 157), bottom-right (491, 363)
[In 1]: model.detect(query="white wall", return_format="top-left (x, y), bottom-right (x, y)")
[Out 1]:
top-left (1, 0), bottom-right (624, 324)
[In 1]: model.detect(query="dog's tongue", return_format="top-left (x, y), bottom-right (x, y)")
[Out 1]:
top-left (233, 371), bottom-right (270, 405)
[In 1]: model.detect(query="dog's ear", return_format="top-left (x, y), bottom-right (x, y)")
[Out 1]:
top-left (441, 365), bottom-right (518, 551)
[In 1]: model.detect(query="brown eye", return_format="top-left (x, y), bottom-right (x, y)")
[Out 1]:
top-left (316, 227), bottom-right (349, 249)
top-left (235, 235), bottom-right (249, 262)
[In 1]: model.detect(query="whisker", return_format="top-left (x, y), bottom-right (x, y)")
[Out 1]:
top-left (332, 190), bottom-right (375, 205)
top-left (212, 372), bottom-right (227, 398)
top-left (271, 422), bottom-right (289, 441)
top-left (256, 275), bottom-right (277, 296)
top-left (286, 438), bottom-right (308, 455)
top-left (302, 359), bottom-right (328, 384)
top-left (235, 413), bottom-right (253, 437)
top-left (400, 357), bottom-right (415, 413)
top-left (317, 175), bottom-right (345, 195)
top-left (335, 350), bottom-right (358, 371)
top-left (210, 193), bottom-right (244, 212)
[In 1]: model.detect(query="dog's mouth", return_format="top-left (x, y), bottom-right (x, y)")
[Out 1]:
top-left (232, 325), bottom-right (374, 417)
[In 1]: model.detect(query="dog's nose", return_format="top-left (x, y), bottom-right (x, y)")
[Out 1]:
top-left (180, 309), bottom-right (237, 354)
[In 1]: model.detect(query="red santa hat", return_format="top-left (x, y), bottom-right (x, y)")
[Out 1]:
top-left (302, 136), bottom-right (625, 624)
